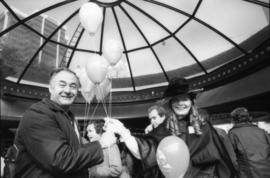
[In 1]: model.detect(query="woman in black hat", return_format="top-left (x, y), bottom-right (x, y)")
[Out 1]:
top-left (161, 77), bottom-right (204, 137)
top-left (105, 77), bottom-right (237, 178)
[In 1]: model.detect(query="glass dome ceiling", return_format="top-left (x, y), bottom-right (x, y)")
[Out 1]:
top-left (0, 0), bottom-right (269, 92)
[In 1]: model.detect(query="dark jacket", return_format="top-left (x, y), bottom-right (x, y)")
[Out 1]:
top-left (228, 123), bottom-right (270, 178)
top-left (126, 120), bottom-right (237, 178)
top-left (14, 98), bottom-right (103, 178)
top-left (215, 128), bottom-right (238, 170)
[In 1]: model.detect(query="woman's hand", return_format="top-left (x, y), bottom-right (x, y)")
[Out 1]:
top-left (104, 117), bottom-right (128, 137)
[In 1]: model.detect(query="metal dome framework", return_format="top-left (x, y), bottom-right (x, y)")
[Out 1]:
top-left (0, 0), bottom-right (270, 103)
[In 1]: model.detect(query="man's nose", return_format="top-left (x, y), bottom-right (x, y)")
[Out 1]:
top-left (64, 86), bottom-right (72, 93)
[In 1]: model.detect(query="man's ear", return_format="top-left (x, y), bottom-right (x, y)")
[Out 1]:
top-left (162, 115), bottom-right (166, 120)
top-left (48, 84), bottom-right (53, 94)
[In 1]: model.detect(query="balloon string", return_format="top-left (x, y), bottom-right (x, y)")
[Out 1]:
top-left (83, 102), bottom-right (88, 137)
top-left (100, 85), bottom-right (109, 117)
top-left (86, 102), bottom-right (91, 131)
top-left (97, 84), bottom-right (108, 117)
top-left (86, 103), bottom-right (91, 119)
top-left (83, 102), bottom-right (91, 136)
top-left (107, 80), bottom-right (113, 162)
top-left (91, 33), bottom-right (97, 54)
top-left (109, 79), bottom-right (112, 118)
top-left (91, 101), bottom-right (100, 120)
top-left (103, 88), bottom-right (109, 118)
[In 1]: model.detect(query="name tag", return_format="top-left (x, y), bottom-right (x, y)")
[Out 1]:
top-left (188, 126), bottom-right (195, 134)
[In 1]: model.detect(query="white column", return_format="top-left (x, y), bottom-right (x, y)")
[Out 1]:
top-left (2, 11), bottom-right (9, 31)
top-left (38, 15), bottom-right (46, 64)
top-left (56, 29), bottom-right (61, 67)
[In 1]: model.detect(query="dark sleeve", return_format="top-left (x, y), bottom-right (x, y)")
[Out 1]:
top-left (264, 131), bottom-right (270, 145)
top-left (19, 110), bottom-right (103, 174)
top-left (136, 136), bottom-right (159, 170)
top-left (119, 140), bottom-right (160, 178)
top-left (135, 123), bottom-right (171, 170)
top-left (188, 125), bottom-right (220, 165)
top-left (219, 133), bottom-right (238, 170)
top-left (228, 130), bottom-right (238, 150)
top-left (190, 122), bottom-right (237, 178)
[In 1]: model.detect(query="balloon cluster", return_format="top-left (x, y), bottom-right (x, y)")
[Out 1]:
top-left (77, 2), bottom-right (124, 103)
top-left (74, 53), bottom-right (122, 104)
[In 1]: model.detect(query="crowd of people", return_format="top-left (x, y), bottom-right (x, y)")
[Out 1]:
top-left (2, 67), bottom-right (270, 178)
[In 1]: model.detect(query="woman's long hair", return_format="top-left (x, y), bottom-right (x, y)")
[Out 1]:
top-left (164, 99), bottom-right (207, 136)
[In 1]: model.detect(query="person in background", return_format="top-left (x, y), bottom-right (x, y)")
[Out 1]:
top-left (1, 156), bottom-right (4, 178)
top-left (214, 127), bottom-right (238, 171)
top-left (86, 120), bottom-right (123, 178)
top-left (3, 145), bottom-right (18, 178)
top-left (228, 107), bottom-right (270, 178)
top-left (104, 77), bottom-right (237, 178)
top-left (144, 105), bottom-right (167, 134)
top-left (13, 68), bottom-right (116, 178)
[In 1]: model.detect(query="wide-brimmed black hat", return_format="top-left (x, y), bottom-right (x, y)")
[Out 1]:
top-left (163, 77), bottom-right (203, 100)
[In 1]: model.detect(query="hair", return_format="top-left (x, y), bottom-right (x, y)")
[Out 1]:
top-left (231, 107), bottom-right (252, 123)
top-left (167, 95), bottom-right (206, 135)
top-left (49, 67), bottom-right (81, 87)
top-left (189, 106), bottom-right (207, 135)
top-left (87, 120), bottom-right (105, 135)
top-left (148, 105), bottom-right (167, 118)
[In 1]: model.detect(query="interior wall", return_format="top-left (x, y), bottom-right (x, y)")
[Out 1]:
top-left (197, 66), bottom-right (270, 113)
top-left (214, 121), bottom-right (270, 134)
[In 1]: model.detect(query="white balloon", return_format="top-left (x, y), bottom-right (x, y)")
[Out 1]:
top-left (73, 67), bottom-right (82, 78)
top-left (157, 136), bottom-right (190, 178)
top-left (79, 3), bottom-right (103, 35)
top-left (107, 66), bottom-right (118, 79)
top-left (86, 54), bottom-right (109, 84)
top-left (103, 39), bottom-right (123, 66)
top-left (77, 68), bottom-right (95, 103)
top-left (81, 90), bottom-right (95, 104)
top-left (96, 78), bottom-right (112, 102)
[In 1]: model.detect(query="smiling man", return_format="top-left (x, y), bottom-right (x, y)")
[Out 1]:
top-left (49, 68), bottom-right (79, 107)
top-left (13, 68), bottom-right (115, 178)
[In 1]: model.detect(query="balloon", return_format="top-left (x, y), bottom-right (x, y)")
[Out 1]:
top-left (77, 68), bottom-right (95, 103)
top-left (156, 136), bottom-right (190, 178)
top-left (73, 67), bottom-right (82, 78)
top-left (112, 59), bottom-right (128, 77)
top-left (86, 54), bottom-right (109, 84)
top-left (95, 78), bottom-right (112, 102)
top-left (103, 39), bottom-right (123, 66)
top-left (79, 2), bottom-right (103, 36)
top-left (81, 89), bottom-right (95, 104)
top-left (107, 66), bottom-right (118, 79)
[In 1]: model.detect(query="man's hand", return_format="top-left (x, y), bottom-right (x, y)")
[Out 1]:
top-left (98, 131), bottom-right (116, 148)
top-left (145, 124), bottom-right (153, 134)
